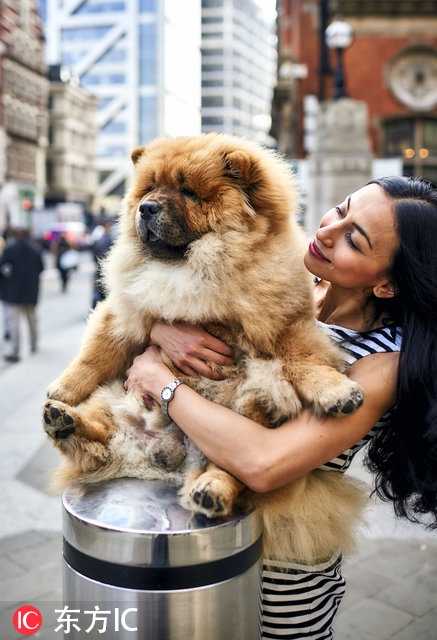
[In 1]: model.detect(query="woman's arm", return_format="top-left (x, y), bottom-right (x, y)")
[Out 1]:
top-left (150, 321), bottom-right (234, 379)
top-left (125, 348), bottom-right (399, 493)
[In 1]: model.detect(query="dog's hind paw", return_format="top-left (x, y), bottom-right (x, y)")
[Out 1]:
top-left (43, 400), bottom-right (77, 440)
top-left (183, 468), bottom-right (244, 518)
top-left (188, 483), bottom-right (230, 517)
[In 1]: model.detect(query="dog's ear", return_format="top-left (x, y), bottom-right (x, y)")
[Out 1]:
top-left (222, 150), bottom-right (262, 196)
top-left (222, 150), bottom-right (255, 182)
top-left (131, 146), bottom-right (146, 164)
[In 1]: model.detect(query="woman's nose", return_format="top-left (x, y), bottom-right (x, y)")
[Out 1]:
top-left (316, 222), bottom-right (335, 247)
top-left (316, 210), bottom-right (340, 246)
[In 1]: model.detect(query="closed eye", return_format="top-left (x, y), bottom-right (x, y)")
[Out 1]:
top-left (181, 187), bottom-right (199, 201)
top-left (346, 233), bottom-right (359, 250)
top-left (336, 207), bottom-right (359, 250)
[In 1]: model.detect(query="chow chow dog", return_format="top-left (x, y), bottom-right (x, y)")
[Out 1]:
top-left (43, 133), bottom-right (366, 563)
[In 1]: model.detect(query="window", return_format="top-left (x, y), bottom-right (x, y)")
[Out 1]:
top-left (139, 24), bottom-right (157, 85)
top-left (202, 96), bottom-right (224, 108)
top-left (62, 26), bottom-right (110, 41)
top-left (139, 96), bottom-right (157, 144)
top-left (140, 0), bottom-right (156, 10)
top-left (383, 117), bottom-right (437, 184)
top-left (73, 1), bottom-right (125, 14)
top-left (202, 0), bottom-right (224, 7)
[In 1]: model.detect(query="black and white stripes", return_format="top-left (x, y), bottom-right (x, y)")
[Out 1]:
top-left (261, 322), bottom-right (402, 639)
top-left (262, 555), bottom-right (345, 639)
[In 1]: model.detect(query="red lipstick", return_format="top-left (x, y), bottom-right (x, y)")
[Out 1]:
top-left (308, 240), bottom-right (329, 262)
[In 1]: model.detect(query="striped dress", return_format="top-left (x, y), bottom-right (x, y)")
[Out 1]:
top-left (262, 322), bottom-right (402, 640)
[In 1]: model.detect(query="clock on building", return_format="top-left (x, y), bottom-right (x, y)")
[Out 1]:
top-left (388, 48), bottom-right (437, 111)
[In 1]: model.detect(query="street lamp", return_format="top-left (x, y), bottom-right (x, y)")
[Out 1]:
top-left (325, 17), bottom-right (354, 100)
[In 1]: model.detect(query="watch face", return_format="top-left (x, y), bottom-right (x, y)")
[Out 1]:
top-left (388, 50), bottom-right (437, 111)
top-left (162, 388), bottom-right (172, 401)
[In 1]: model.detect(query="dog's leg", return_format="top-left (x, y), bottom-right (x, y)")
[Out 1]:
top-left (46, 302), bottom-right (142, 405)
top-left (43, 398), bottom-right (112, 472)
top-left (277, 323), bottom-right (364, 416)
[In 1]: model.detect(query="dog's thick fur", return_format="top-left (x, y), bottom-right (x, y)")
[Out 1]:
top-left (43, 133), bottom-right (366, 563)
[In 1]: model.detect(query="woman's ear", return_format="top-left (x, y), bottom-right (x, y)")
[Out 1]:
top-left (373, 281), bottom-right (398, 299)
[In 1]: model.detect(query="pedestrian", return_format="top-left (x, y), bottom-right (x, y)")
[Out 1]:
top-left (55, 234), bottom-right (78, 293)
top-left (0, 226), bottom-right (44, 363)
top-left (125, 176), bottom-right (437, 639)
top-left (0, 234), bottom-right (8, 341)
top-left (89, 220), bottom-right (115, 308)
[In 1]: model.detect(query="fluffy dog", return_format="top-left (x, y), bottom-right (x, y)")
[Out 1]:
top-left (43, 133), bottom-right (366, 563)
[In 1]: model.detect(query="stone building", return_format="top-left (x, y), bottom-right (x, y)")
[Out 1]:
top-left (0, 0), bottom-right (48, 229)
top-left (46, 65), bottom-right (99, 215)
top-left (272, 0), bottom-right (437, 184)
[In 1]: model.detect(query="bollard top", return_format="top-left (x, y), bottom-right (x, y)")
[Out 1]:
top-left (62, 477), bottom-right (263, 568)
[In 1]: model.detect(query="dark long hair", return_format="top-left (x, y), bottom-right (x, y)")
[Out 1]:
top-left (365, 176), bottom-right (437, 528)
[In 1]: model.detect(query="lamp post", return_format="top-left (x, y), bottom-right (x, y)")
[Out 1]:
top-left (325, 18), bottom-right (354, 100)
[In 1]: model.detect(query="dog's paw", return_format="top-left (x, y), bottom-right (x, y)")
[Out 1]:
top-left (188, 477), bottom-right (232, 517)
top-left (43, 400), bottom-right (77, 441)
top-left (327, 387), bottom-right (365, 416)
top-left (182, 468), bottom-right (244, 518)
top-left (314, 379), bottom-right (364, 417)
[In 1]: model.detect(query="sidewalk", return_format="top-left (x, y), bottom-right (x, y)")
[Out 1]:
top-left (0, 258), bottom-right (436, 639)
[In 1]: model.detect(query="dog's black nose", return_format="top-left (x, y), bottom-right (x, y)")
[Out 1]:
top-left (139, 201), bottom-right (160, 218)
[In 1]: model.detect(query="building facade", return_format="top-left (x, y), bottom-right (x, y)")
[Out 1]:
top-left (0, 0), bottom-right (49, 229)
top-left (39, 0), bottom-right (202, 211)
top-left (201, 0), bottom-right (276, 145)
top-left (39, 0), bottom-right (277, 212)
top-left (272, 0), bottom-right (437, 184)
top-left (46, 65), bottom-right (99, 213)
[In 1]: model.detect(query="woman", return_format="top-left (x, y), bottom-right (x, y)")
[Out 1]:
top-left (125, 176), bottom-right (437, 639)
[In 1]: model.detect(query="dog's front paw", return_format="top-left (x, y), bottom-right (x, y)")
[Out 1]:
top-left (327, 386), bottom-right (365, 416)
top-left (315, 379), bottom-right (364, 417)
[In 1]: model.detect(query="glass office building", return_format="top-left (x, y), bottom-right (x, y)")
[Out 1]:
top-left (39, 0), bottom-right (201, 202)
top-left (38, 0), bottom-right (275, 205)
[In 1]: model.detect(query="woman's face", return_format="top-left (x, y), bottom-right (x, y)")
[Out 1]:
top-left (304, 183), bottom-right (399, 292)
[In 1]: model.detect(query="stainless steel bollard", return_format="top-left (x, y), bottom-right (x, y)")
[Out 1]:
top-left (62, 478), bottom-right (263, 639)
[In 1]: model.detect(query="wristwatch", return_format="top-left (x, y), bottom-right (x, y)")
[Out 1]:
top-left (161, 379), bottom-right (184, 417)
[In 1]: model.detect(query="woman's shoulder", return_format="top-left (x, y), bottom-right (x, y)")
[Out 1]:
top-left (318, 321), bottom-right (402, 363)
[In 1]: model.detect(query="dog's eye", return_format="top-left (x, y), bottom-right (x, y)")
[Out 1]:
top-left (181, 187), bottom-right (198, 200)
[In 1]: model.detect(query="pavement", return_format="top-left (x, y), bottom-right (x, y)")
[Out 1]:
top-left (0, 254), bottom-right (436, 639)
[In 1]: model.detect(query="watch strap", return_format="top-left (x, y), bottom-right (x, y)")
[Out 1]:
top-left (161, 379), bottom-right (184, 417)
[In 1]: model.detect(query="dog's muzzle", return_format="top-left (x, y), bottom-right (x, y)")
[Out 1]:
top-left (137, 201), bottom-right (190, 259)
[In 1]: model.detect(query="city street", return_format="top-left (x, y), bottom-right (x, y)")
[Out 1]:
top-left (0, 253), bottom-right (436, 639)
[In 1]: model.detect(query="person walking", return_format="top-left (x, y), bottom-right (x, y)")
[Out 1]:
top-left (0, 226), bottom-right (44, 363)
top-left (55, 234), bottom-right (78, 293)
top-left (89, 220), bottom-right (115, 308)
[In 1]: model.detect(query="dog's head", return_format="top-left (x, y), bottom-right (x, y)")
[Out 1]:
top-left (122, 133), bottom-right (297, 260)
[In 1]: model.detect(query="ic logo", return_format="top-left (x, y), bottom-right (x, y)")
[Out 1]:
top-left (12, 606), bottom-right (43, 635)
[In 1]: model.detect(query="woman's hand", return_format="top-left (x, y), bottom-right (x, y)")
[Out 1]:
top-left (125, 346), bottom-right (172, 400)
top-left (150, 321), bottom-right (234, 379)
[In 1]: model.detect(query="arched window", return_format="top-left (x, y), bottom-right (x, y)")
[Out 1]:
top-left (382, 117), bottom-right (437, 185)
